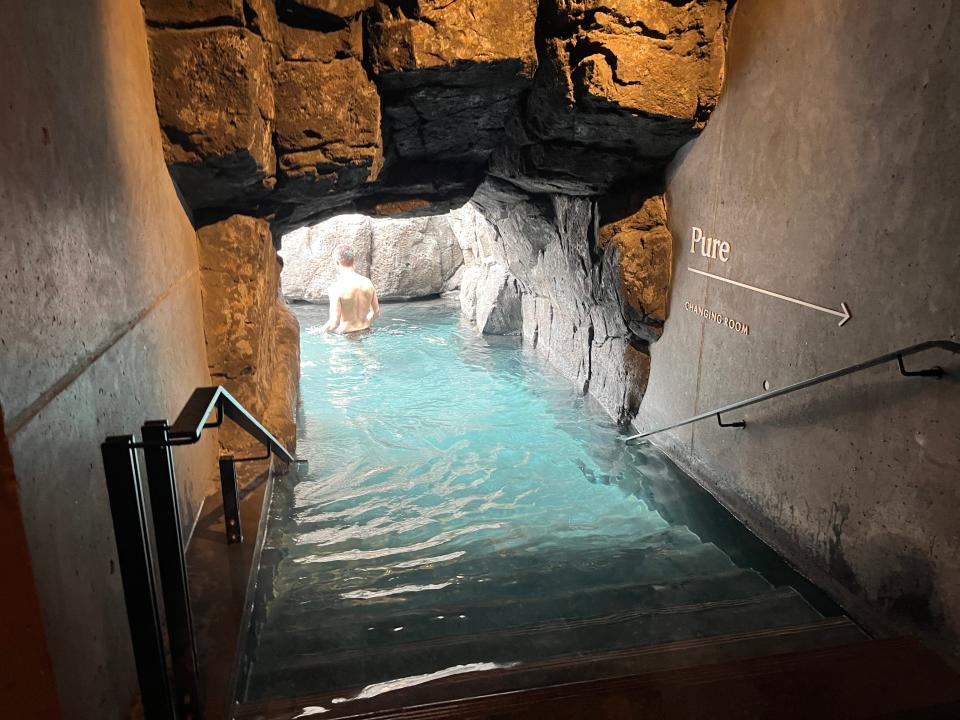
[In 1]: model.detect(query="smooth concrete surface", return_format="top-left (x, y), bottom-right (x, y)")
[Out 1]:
top-left (640, 0), bottom-right (960, 659)
top-left (1, 0), bottom-right (216, 716)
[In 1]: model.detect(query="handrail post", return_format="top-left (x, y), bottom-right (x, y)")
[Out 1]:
top-left (141, 421), bottom-right (203, 720)
top-left (716, 412), bottom-right (746, 429)
top-left (897, 353), bottom-right (944, 378)
top-left (219, 455), bottom-right (243, 545)
top-left (101, 436), bottom-right (175, 719)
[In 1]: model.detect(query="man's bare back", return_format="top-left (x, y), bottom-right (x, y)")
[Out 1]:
top-left (322, 246), bottom-right (380, 334)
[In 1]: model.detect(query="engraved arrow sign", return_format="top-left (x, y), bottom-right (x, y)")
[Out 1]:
top-left (689, 267), bottom-right (852, 327)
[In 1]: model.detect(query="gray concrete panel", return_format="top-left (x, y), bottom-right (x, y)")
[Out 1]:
top-left (1, 0), bottom-right (216, 715)
top-left (11, 275), bottom-right (215, 718)
top-left (641, 0), bottom-right (960, 660)
top-left (0, 0), bottom-right (201, 427)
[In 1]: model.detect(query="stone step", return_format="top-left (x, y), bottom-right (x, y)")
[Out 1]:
top-left (243, 587), bottom-right (822, 702)
top-left (264, 533), bottom-right (739, 626)
top-left (237, 617), bottom-right (865, 718)
top-left (235, 635), bottom-right (960, 720)
top-left (254, 567), bottom-right (775, 660)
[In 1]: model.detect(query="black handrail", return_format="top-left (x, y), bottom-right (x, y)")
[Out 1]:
top-left (168, 385), bottom-right (296, 465)
top-left (102, 385), bottom-right (298, 720)
top-left (625, 339), bottom-right (958, 444)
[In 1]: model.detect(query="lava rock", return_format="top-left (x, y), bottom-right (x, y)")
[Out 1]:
top-left (197, 215), bottom-right (299, 452)
top-left (148, 26), bottom-right (276, 210)
top-left (285, 0), bottom-right (375, 18)
top-left (473, 264), bottom-right (524, 336)
top-left (366, 0), bottom-right (538, 76)
top-left (144, 0), bottom-right (729, 228)
top-left (142, 0), bottom-right (245, 27)
top-left (278, 18), bottom-right (363, 62)
top-left (272, 57), bottom-right (383, 205)
top-left (493, 0), bottom-right (729, 195)
top-left (453, 182), bottom-right (663, 423)
top-left (599, 188), bottom-right (673, 342)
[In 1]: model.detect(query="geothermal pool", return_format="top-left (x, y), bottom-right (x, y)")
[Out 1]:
top-left (237, 299), bottom-right (830, 710)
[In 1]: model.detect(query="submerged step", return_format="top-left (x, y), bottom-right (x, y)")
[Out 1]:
top-left (254, 567), bottom-right (776, 659)
top-left (264, 530), bottom-right (738, 624)
top-left (244, 587), bottom-right (822, 702)
top-left (236, 617), bottom-right (867, 719)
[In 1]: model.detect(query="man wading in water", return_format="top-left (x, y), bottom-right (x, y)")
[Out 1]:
top-left (322, 245), bottom-right (381, 334)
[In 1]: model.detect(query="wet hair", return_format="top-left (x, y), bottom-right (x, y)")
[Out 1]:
top-left (336, 245), bottom-right (355, 266)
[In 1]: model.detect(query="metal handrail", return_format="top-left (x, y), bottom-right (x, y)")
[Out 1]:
top-left (101, 384), bottom-right (298, 719)
top-left (168, 385), bottom-right (296, 465)
top-left (625, 339), bottom-right (958, 444)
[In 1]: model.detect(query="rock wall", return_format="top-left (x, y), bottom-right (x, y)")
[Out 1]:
top-left (142, 0), bottom-right (733, 427)
top-left (280, 214), bottom-right (464, 302)
top-left (198, 216), bottom-right (300, 453)
top-left (142, 0), bottom-right (732, 233)
top-left (453, 180), bottom-right (672, 424)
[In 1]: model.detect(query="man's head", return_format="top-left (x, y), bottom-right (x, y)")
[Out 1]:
top-left (335, 245), bottom-right (355, 268)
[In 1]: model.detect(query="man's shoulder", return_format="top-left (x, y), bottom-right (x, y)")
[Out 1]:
top-left (351, 274), bottom-right (375, 290)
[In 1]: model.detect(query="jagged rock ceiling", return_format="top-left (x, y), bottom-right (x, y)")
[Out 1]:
top-left (144, 0), bottom-right (734, 426)
top-left (143, 0), bottom-right (732, 235)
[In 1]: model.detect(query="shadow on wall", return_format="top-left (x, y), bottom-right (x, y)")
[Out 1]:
top-left (0, 406), bottom-right (60, 718)
top-left (738, 351), bottom-right (960, 650)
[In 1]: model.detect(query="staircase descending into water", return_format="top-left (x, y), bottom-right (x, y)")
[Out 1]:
top-left (231, 468), bottom-right (873, 719)
top-left (105, 341), bottom-right (960, 720)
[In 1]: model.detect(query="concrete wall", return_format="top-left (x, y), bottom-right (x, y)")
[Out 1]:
top-left (0, 1), bottom-right (216, 716)
top-left (640, 0), bottom-right (960, 659)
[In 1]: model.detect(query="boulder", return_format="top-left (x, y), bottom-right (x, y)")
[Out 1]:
top-left (279, 214), bottom-right (465, 301)
top-left (367, 0), bottom-right (538, 76)
top-left (272, 57), bottom-right (383, 205)
top-left (367, 216), bottom-right (461, 299)
top-left (492, 0), bottom-right (729, 195)
top-left (277, 19), bottom-right (363, 62)
top-left (147, 27), bottom-right (276, 210)
top-left (278, 214), bottom-right (374, 302)
top-left (285, 0), bottom-right (375, 18)
top-left (598, 189), bottom-right (673, 342)
top-left (473, 264), bottom-right (523, 336)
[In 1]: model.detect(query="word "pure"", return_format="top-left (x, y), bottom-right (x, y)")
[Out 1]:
top-left (690, 226), bottom-right (730, 262)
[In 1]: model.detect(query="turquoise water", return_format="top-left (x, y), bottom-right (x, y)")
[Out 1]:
top-left (239, 299), bottom-right (826, 709)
